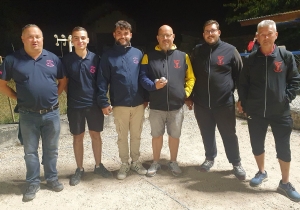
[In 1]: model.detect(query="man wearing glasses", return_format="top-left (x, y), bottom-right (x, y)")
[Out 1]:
top-left (186, 20), bottom-right (245, 180)
top-left (139, 25), bottom-right (195, 177)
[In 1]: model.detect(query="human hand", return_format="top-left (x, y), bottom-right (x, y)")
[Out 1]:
top-left (102, 105), bottom-right (113, 115)
top-left (143, 102), bottom-right (149, 109)
top-left (185, 99), bottom-right (193, 110)
top-left (155, 77), bottom-right (168, 89)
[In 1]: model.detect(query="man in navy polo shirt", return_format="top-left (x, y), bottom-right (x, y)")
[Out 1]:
top-left (0, 24), bottom-right (67, 202)
top-left (62, 26), bottom-right (111, 186)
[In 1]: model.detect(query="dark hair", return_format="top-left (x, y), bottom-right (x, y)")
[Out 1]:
top-left (72, 26), bottom-right (88, 34)
top-left (21, 24), bottom-right (42, 35)
top-left (114, 20), bottom-right (132, 32)
top-left (203, 20), bottom-right (219, 31)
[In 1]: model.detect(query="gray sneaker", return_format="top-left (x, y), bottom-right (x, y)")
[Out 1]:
top-left (117, 163), bottom-right (130, 180)
top-left (233, 164), bottom-right (246, 180)
top-left (168, 161), bottom-right (182, 176)
top-left (46, 179), bottom-right (64, 192)
top-left (131, 161), bottom-right (147, 175)
top-left (196, 160), bottom-right (214, 172)
top-left (70, 168), bottom-right (84, 186)
top-left (147, 162), bottom-right (161, 177)
top-left (22, 184), bottom-right (40, 202)
top-left (94, 163), bottom-right (112, 178)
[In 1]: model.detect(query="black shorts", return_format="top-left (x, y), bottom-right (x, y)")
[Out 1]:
top-left (67, 106), bottom-right (104, 135)
top-left (247, 114), bottom-right (292, 162)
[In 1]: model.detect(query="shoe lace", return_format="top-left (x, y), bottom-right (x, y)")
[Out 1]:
top-left (170, 162), bottom-right (180, 171)
top-left (26, 185), bottom-right (37, 193)
top-left (234, 165), bottom-right (244, 172)
top-left (150, 163), bottom-right (159, 171)
top-left (120, 164), bottom-right (129, 173)
top-left (254, 171), bottom-right (264, 178)
top-left (203, 160), bottom-right (213, 167)
top-left (286, 182), bottom-right (296, 191)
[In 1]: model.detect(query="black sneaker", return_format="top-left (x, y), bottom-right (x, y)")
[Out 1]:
top-left (46, 179), bottom-right (64, 192)
top-left (22, 184), bottom-right (40, 202)
top-left (70, 168), bottom-right (84, 186)
top-left (233, 164), bottom-right (246, 180)
top-left (196, 160), bottom-right (214, 172)
top-left (94, 163), bottom-right (112, 178)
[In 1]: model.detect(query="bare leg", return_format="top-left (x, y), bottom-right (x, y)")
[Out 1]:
top-left (73, 132), bottom-right (85, 169)
top-left (254, 153), bottom-right (265, 173)
top-left (169, 136), bottom-right (179, 162)
top-left (152, 136), bottom-right (163, 162)
top-left (89, 130), bottom-right (102, 166)
top-left (278, 159), bottom-right (290, 183)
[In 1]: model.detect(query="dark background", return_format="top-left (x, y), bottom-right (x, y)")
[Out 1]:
top-left (0, 0), bottom-right (277, 56)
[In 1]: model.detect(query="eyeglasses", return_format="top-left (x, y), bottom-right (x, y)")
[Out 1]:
top-left (258, 32), bottom-right (275, 38)
top-left (158, 34), bottom-right (173, 39)
top-left (204, 29), bottom-right (218, 34)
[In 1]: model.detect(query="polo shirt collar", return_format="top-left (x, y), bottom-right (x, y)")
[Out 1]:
top-left (72, 49), bottom-right (91, 60)
top-left (20, 48), bottom-right (48, 59)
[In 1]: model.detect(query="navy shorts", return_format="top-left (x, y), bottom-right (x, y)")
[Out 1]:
top-left (67, 106), bottom-right (104, 135)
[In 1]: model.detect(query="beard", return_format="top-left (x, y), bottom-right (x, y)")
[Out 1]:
top-left (116, 38), bottom-right (130, 46)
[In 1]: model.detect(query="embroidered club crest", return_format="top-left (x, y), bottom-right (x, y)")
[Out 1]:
top-left (133, 57), bottom-right (139, 64)
top-left (274, 61), bottom-right (282, 72)
top-left (217, 56), bottom-right (224, 65)
top-left (174, 60), bottom-right (181, 68)
top-left (46, 60), bottom-right (54, 67)
top-left (90, 66), bottom-right (96, 73)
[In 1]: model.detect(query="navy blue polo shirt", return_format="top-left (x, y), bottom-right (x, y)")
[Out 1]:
top-left (62, 50), bottom-right (100, 108)
top-left (0, 48), bottom-right (65, 110)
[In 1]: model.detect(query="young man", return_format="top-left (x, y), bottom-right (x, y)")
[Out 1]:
top-left (97, 20), bottom-right (147, 180)
top-left (0, 24), bottom-right (67, 201)
top-left (139, 25), bottom-right (195, 177)
top-left (187, 20), bottom-right (246, 180)
top-left (62, 26), bottom-right (111, 186)
top-left (238, 20), bottom-right (300, 202)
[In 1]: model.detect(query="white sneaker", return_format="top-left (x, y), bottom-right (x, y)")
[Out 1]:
top-left (117, 163), bottom-right (130, 180)
top-left (168, 161), bottom-right (182, 176)
top-left (131, 161), bottom-right (147, 175)
top-left (147, 162), bottom-right (161, 177)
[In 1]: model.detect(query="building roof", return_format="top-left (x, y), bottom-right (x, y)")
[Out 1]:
top-left (238, 10), bottom-right (300, 26)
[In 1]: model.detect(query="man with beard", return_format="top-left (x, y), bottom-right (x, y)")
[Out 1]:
top-left (139, 25), bottom-right (195, 177)
top-left (97, 20), bottom-right (147, 180)
top-left (187, 20), bottom-right (246, 180)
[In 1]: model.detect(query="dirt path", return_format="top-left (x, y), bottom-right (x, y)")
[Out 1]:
top-left (0, 108), bottom-right (300, 210)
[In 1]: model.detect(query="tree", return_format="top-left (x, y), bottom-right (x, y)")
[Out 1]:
top-left (225, 0), bottom-right (300, 23)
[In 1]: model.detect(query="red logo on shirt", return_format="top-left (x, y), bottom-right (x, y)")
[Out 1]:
top-left (274, 61), bottom-right (282, 72)
top-left (133, 57), bottom-right (139, 64)
top-left (217, 56), bottom-right (224, 65)
top-left (90, 66), bottom-right (96, 73)
top-left (46, 60), bottom-right (54, 67)
top-left (0, 71), bottom-right (2, 75)
top-left (174, 60), bottom-right (181, 68)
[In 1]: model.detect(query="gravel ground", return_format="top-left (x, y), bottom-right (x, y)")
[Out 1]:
top-left (0, 106), bottom-right (300, 210)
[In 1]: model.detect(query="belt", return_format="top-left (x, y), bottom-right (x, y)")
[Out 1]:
top-left (19, 103), bottom-right (59, 114)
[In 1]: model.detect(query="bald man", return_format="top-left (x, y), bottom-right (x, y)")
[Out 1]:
top-left (139, 25), bottom-right (195, 177)
top-left (0, 24), bottom-right (67, 202)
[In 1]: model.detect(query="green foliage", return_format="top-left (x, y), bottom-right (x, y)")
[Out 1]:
top-left (225, 0), bottom-right (300, 23)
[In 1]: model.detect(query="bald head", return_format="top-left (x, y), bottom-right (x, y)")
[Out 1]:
top-left (157, 25), bottom-right (175, 52)
top-left (158, 25), bottom-right (173, 35)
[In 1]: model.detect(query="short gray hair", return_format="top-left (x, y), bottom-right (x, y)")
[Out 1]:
top-left (257, 20), bottom-right (277, 31)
